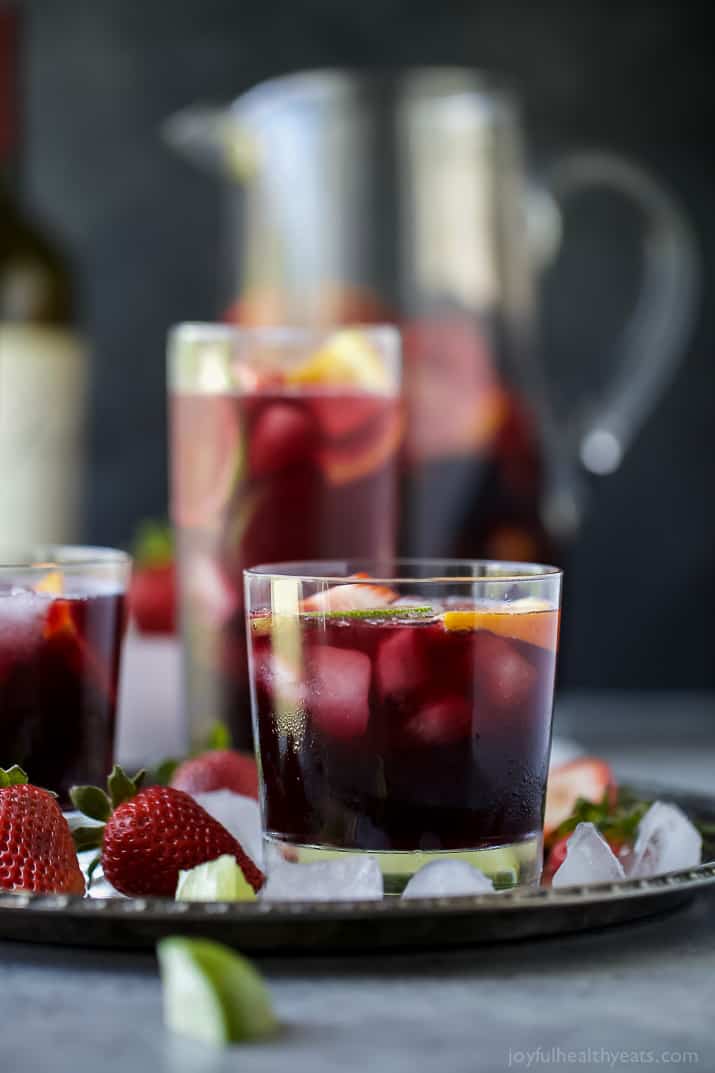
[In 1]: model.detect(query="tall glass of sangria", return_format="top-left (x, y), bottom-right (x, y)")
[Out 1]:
top-left (169, 325), bottom-right (402, 751)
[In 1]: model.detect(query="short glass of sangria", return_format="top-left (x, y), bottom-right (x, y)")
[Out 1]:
top-left (245, 559), bottom-right (562, 890)
top-left (169, 325), bottom-right (402, 752)
top-left (0, 547), bottom-right (130, 803)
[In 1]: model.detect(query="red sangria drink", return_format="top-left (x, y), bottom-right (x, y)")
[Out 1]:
top-left (246, 560), bottom-right (561, 890)
top-left (0, 548), bottom-right (130, 803)
top-left (169, 326), bottom-right (401, 751)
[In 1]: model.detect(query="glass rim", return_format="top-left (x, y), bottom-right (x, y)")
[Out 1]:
top-left (0, 545), bottom-right (132, 572)
top-left (169, 322), bottom-right (400, 348)
top-left (244, 558), bottom-right (563, 585)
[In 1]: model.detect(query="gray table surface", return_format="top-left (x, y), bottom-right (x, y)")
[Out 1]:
top-left (3, 691), bottom-right (714, 1073)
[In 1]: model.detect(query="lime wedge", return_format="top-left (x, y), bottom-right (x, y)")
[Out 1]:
top-left (302, 606), bottom-right (433, 621)
top-left (157, 937), bottom-right (278, 1045)
top-left (175, 855), bottom-right (257, 903)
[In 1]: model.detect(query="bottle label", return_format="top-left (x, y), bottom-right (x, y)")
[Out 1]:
top-left (0, 324), bottom-right (87, 548)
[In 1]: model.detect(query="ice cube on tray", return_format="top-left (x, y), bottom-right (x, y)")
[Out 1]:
top-left (260, 854), bottom-right (383, 902)
top-left (629, 802), bottom-right (702, 879)
top-left (552, 822), bottom-right (626, 888)
top-left (402, 860), bottom-right (494, 898)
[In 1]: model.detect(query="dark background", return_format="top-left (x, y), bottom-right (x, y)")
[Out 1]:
top-left (19, 0), bottom-right (713, 688)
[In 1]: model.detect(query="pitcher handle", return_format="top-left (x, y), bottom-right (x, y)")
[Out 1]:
top-left (541, 150), bottom-right (700, 477)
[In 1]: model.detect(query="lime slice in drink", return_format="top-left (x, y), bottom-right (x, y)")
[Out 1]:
top-left (157, 937), bottom-right (278, 1045)
top-left (175, 855), bottom-right (257, 903)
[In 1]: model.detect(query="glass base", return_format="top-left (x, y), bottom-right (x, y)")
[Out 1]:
top-left (264, 834), bottom-right (543, 894)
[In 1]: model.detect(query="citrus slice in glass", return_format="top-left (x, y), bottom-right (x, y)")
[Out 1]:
top-left (442, 599), bottom-right (560, 651)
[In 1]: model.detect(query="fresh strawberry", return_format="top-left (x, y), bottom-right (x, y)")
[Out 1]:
top-left (542, 834), bottom-right (569, 883)
top-left (71, 766), bottom-right (264, 898)
top-left (301, 574), bottom-right (397, 613)
top-left (0, 767), bottom-right (85, 895)
top-left (544, 758), bottom-right (617, 841)
top-left (170, 750), bottom-right (259, 800)
top-left (128, 521), bottom-right (177, 634)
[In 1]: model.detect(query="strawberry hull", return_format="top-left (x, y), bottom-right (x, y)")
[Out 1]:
top-left (250, 612), bottom-right (557, 855)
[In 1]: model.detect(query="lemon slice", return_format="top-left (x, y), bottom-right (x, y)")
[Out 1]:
top-left (442, 599), bottom-right (559, 651)
top-left (175, 855), bottom-right (257, 903)
top-left (33, 567), bottom-right (63, 595)
top-left (286, 329), bottom-right (391, 392)
top-left (157, 937), bottom-right (278, 1045)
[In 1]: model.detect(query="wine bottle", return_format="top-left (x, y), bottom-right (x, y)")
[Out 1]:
top-left (0, 4), bottom-right (86, 548)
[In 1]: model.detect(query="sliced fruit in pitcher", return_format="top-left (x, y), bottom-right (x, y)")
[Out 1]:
top-left (171, 395), bottom-right (242, 528)
top-left (318, 406), bottom-right (404, 487)
top-left (286, 328), bottom-right (392, 392)
top-left (247, 402), bottom-right (317, 477)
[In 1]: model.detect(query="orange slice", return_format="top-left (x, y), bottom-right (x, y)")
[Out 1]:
top-left (442, 601), bottom-right (560, 651)
top-left (286, 329), bottom-right (392, 393)
top-left (318, 407), bottom-right (404, 486)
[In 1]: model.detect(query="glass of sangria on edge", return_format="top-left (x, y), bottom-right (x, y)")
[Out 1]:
top-left (245, 559), bottom-right (562, 891)
top-left (169, 325), bottom-right (402, 752)
top-left (0, 546), bottom-right (130, 804)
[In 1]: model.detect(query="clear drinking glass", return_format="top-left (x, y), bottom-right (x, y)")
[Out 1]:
top-left (169, 325), bottom-right (402, 752)
top-left (0, 546), bottom-right (131, 803)
top-left (245, 558), bottom-right (562, 891)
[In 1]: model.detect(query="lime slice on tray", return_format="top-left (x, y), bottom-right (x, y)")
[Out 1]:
top-left (157, 937), bottom-right (278, 1046)
top-left (175, 855), bottom-right (257, 903)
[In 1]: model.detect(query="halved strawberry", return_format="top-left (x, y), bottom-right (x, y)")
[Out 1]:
top-left (544, 758), bottom-right (617, 841)
top-left (301, 574), bottom-right (397, 614)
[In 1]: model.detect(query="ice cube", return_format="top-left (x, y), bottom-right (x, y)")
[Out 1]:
top-left (552, 822), bottom-right (626, 887)
top-left (402, 860), bottom-right (494, 898)
top-left (0, 589), bottom-right (51, 669)
top-left (308, 646), bottom-right (371, 740)
top-left (375, 627), bottom-right (427, 701)
top-left (403, 695), bottom-right (473, 745)
top-left (193, 790), bottom-right (264, 868)
top-left (629, 802), bottom-right (702, 879)
top-left (473, 631), bottom-right (537, 710)
top-left (260, 855), bottom-right (384, 902)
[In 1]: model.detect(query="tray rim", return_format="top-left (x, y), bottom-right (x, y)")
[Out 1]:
top-left (1, 781), bottom-right (713, 926)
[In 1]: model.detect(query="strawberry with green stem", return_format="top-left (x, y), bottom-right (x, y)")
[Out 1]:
top-left (129, 520), bottom-right (176, 634)
top-left (71, 766), bottom-right (264, 897)
top-left (0, 767), bottom-right (85, 895)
